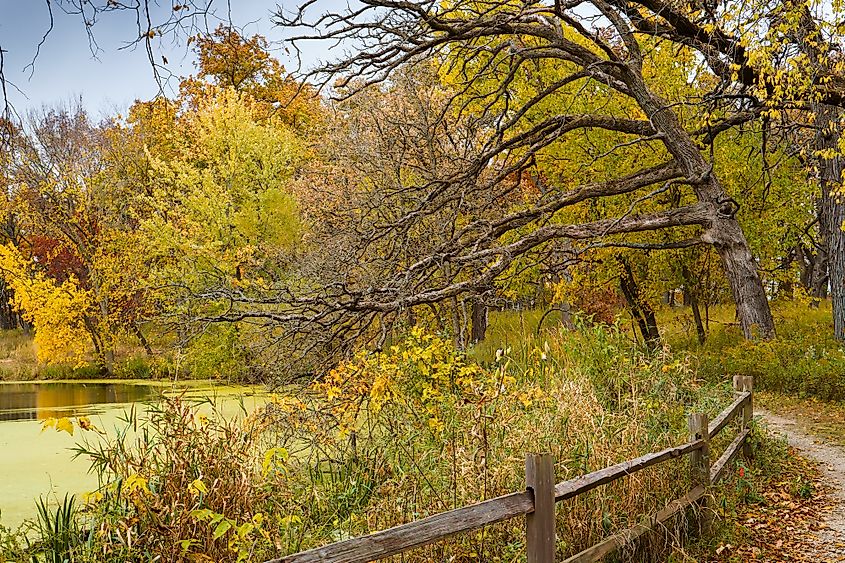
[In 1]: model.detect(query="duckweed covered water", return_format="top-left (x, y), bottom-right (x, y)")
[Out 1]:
top-left (0, 380), bottom-right (265, 528)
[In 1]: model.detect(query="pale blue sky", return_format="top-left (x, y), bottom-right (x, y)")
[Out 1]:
top-left (0, 1), bottom-right (332, 118)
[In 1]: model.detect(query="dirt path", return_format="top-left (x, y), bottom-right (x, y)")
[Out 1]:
top-left (759, 408), bottom-right (845, 560)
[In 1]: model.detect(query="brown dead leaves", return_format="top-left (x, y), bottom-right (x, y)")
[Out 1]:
top-left (707, 448), bottom-right (835, 562)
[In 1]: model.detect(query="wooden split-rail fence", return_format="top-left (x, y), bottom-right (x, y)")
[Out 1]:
top-left (266, 375), bottom-right (755, 563)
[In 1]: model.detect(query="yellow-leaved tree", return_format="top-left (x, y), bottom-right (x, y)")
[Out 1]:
top-left (133, 85), bottom-right (307, 379)
top-left (0, 244), bottom-right (90, 363)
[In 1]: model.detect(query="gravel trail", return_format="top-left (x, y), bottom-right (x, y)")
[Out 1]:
top-left (759, 408), bottom-right (845, 561)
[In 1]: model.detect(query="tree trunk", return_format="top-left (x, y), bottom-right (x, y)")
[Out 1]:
top-left (682, 266), bottom-right (706, 344)
top-left (690, 293), bottom-right (706, 345)
top-left (450, 297), bottom-right (465, 349)
top-left (470, 300), bottom-right (488, 344)
top-left (83, 315), bottom-right (108, 375)
top-left (132, 323), bottom-right (154, 357)
top-left (778, 251), bottom-right (795, 299)
top-left (642, 307), bottom-right (659, 347)
top-left (814, 103), bottom-right (845, 339)
top-left (705, 218), bottom-right (775, 338)
top-left (623, 68), bottom-right (775, 339)
top-left (443, 263), bottom-right (466, 349)
top-left (797, 244), bottom-right (812, 289)
top-left (790, 5), bottom-right (843, 332)
top-left (830, 199), bottom-right (845, 338)
top-left (797, 242), bottom-right (829, 304)
top-left (426, 302), bottom-right (444, 331)
top-left (810, 227), bottom-right (831, 302)
top-left (559, 301), bottom-right (574, 329)
top-left (0, 280), bottom-right (19, 330)
top-left (89, 272), bottom-right (115, 373)
top-left (619, 259), bottom-right (660, 348)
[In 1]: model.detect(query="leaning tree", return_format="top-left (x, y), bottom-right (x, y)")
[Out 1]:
top-left (596, 0), bottom-right (845, 336)
top-left (260, 0), bottom-right (781, 345)
top-left (170, 0), bottom-right (788, 375)
top-left (53, 0), bottom-right (842, 373)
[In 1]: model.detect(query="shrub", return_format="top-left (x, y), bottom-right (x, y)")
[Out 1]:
top-left (71, 398), bottom-right (287, 562)
top-left (33, 494), bottom-right (84, 563)
top-left (263, 326), bottom-right (735, 560)
top-left (180, 325), bottom-right (248, 380)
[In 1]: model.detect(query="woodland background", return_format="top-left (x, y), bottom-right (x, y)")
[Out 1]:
top-left (1, 0), bottom-right (845, 561)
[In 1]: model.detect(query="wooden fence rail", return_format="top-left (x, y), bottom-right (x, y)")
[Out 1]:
top-left (267, 375), bottom-right (754, 563)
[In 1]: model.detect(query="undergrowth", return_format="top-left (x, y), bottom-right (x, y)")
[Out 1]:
top-left (0, 321), bottom-right (789, 562)
top-left (687, 429), bottom-right (825, 562)
top-left (663, 300), bottom-right (845, 401)
top-left (0, 327), bottom-right (241, 382)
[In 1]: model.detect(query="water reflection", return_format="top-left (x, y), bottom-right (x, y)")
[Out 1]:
top-left (0, 382), bottom-right (156, 421)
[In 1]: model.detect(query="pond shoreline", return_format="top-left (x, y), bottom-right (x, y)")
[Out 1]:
top-left (0, 380), bottom-right (266, 528)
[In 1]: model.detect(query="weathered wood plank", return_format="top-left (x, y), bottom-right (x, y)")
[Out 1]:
top-left (554, 439), bottom-right (704, 502)
top-left (742, 379), bottom-right (754, 459)
top-left (707, 391), bottom-right (751, 439)
top-left (689, 412), bottom-right (712, 532)
top-left (689, 413), bottom-right (711, 487)
top-left (560, 485), bottom-right (706, 563)
top-left (268, 491), bottom-right (534, 563)
top-left (710, 428), bottom-right (750, 484)
top-left (526, 454), bottom-right (556, 562)
top-left (733, 376), bottom-right (754, 458)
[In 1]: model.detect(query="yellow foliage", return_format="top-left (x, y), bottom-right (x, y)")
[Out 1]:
top-left (315, 327), bottom-right (527, 436)
top-left (123, 473), bottom-right (152, 497)
top-left (261, 447), bottom-right (289, 478)
top-left (41, 416), bottom-right (75, 435)
top-left (188, 478), bottom-right (208, 496)
top-left (141, 86), bottom-right (305, 291)
top-left (82, 490), bottom-right (104, 505)
top-left (0, 244), bottom-right (91, 364)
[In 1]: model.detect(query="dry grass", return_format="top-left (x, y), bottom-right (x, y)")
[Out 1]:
top-left (0, 327), bottom-right (170, 381)
top-left (0, 329), bottom-right (39, 380)
top-left (1, 318), bottom-right (800, 562)
top-left (260, 325), bottom-right (740, 561)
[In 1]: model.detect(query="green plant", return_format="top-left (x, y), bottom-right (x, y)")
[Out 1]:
top-left (0, 518), bottom-right (32, 563)
top-left (71, 396), bottom-right (287, 562)
top-left (33, 494), bottom-right (83, 563)
top-left (180, 325), bottom-right (248, 381)
top-left (667, 301), bottom-right (845, 401)
top-left (264, 326), bottom-right (740, 561)
top-left (114, 356), bottom-right (153, 379)
top-left (5, 322), bottom-right (788, 562)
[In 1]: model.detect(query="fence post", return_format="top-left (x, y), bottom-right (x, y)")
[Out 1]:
top-left (733, 375), bottom-right (754, 458)
top-left (526, 453), bottom-right (555, 563)
top-left (688, 413), bottom-right (711, 532)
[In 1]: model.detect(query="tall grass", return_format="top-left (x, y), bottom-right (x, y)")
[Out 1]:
top-left (70, 399), bottom-right (283, 562)
top-left (1, 321), bottom-right (772, 562)
top-left (0, 329), bottom-right (39, 380)
top-left (0, 326), bottom-right (157, 381)
top-left (0, 326), bottom-right (243, 382)
top-left (33, 495), bottom-right (83, 563)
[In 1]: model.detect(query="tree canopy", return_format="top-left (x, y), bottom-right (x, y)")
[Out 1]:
top-left (0, 2), bottom-right (844, 377)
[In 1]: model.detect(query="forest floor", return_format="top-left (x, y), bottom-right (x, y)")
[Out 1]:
top-left (758, 408), bottom-right (845, 561)
top-left (724, 399), bottom-right (845, 562)
top-left (695, 389), bottom-right (845, 562)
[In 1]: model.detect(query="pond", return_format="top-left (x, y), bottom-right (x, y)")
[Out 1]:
top-left (0, 380), bottom-right (265, 528)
